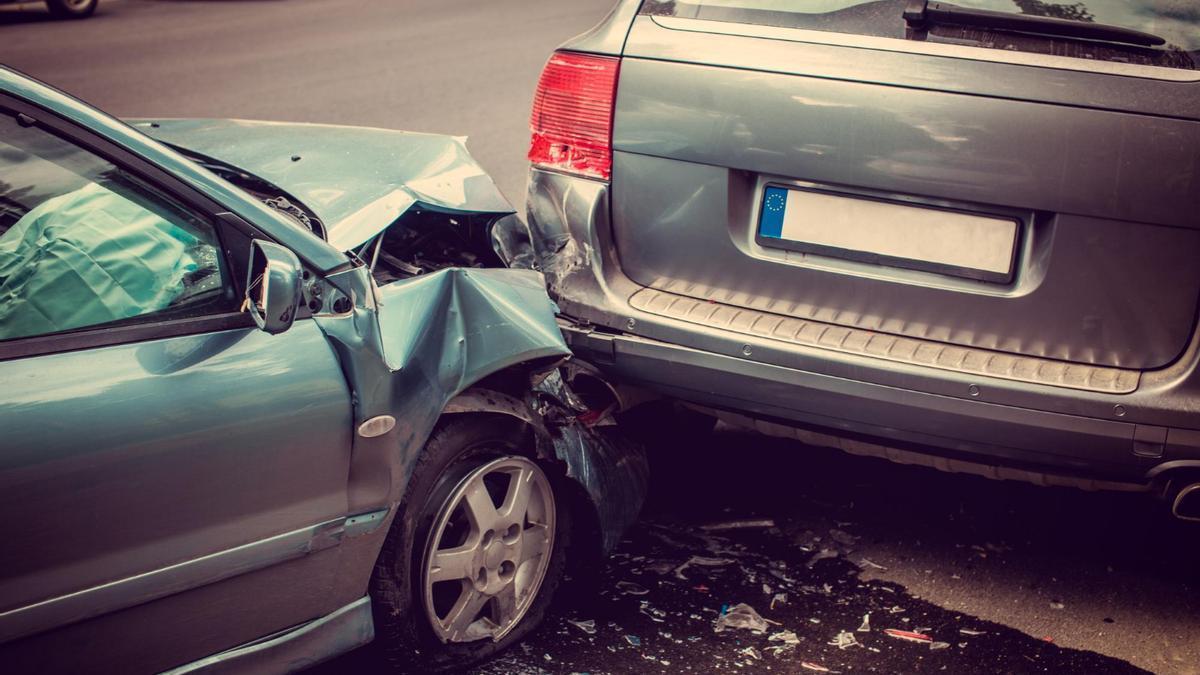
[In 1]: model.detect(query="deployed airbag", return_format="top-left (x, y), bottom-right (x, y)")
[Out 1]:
top-left (0, 183), bottom-right (200, 340)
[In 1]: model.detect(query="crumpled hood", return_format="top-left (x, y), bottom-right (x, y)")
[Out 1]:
top-left (130, 118), bottom-right (514, 251)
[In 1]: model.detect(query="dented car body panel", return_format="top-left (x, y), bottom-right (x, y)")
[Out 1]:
top-left (0, 67), bottom-right (644, 673)
top-left (131, 118), bottom-right (514, 251)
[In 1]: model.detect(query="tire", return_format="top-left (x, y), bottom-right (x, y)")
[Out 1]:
top-left (370, 415), bottom-right (572, 673)
top-left (45, 0), bottom-right (97, 18)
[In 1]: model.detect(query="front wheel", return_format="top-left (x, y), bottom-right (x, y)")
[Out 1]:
top-left (45, 0), bottom-right (97, 18)
top-left (370, 416), bottom-right (571, 672)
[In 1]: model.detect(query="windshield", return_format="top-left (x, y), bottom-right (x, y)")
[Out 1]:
top-left (641, 0), bottom-right (1200, 70)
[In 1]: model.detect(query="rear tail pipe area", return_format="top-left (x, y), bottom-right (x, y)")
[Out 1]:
top-left (1172, 482), bottom-right (1200, 522)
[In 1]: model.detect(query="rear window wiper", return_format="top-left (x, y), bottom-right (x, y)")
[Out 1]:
top-left (903, 0), bottom-right (1166, 47)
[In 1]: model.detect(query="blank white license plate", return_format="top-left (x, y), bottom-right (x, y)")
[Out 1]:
top-left (756, 186), bottom-right (1018, 282)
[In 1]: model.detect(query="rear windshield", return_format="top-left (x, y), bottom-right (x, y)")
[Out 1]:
top-left (640, 0), bottom-right (1200, 71)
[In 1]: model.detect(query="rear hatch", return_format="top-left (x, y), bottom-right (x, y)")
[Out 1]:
top-left (610, 0), bottom-right (1200, 374)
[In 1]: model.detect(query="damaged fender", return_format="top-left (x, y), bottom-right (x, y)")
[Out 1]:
top-left (443, 372), bottom-right (650, 555)
top-left (312, 264), bottom-right (567, 515)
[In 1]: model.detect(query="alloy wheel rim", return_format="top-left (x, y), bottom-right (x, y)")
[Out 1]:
top-left (422, 456), bottom-right (555, 643)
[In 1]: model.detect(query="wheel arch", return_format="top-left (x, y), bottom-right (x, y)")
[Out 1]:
top-left (439, 359), bottom-right (647, 558)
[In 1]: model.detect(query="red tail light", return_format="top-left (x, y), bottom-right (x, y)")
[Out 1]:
top-left (528, 51), bottom-right (620, 181)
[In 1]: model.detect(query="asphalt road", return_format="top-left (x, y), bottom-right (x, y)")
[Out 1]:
top-left (4, 2), bottom-right (1199, 674)
top-left (0, 0), bottom-right (612, 208)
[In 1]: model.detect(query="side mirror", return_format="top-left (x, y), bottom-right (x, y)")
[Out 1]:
top-left (245, 240), bottom-right (303, 335)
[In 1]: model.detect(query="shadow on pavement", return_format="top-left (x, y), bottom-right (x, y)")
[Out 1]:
top-left (319, 426), bottom-right (1200, 673)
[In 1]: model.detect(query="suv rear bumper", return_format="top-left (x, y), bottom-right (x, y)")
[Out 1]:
top-left (525, 168), bottom-right (1200, 486)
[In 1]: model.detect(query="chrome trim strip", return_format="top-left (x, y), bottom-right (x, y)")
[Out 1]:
top-left (160, 596), bottom-right (374, 675)
top-left (0, 518), bottom-right (346, 644)
top-left (629, 286), bottom-right (1140, 394)
top-left (652, 16), bottom-right (1200, 82)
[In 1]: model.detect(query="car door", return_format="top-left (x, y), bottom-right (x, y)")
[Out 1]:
top-left (0, 102), bottom-right (355, 672)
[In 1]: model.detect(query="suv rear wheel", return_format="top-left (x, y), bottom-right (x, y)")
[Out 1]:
top-left (370, 416), bottom-right (571, 672)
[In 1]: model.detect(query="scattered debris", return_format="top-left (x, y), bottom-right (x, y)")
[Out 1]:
top-left (713, 603), bottom-right (779, 633)
top-left (639, 601), bottom-right (667, 623)
top-left (762, 583), bottom-right (773, 595)
top-left (624, 635), bottom-right (641, 647)
top-left (828, 631), bottom-right (860, 650)
top-left (643, 560), bottom-right (677, 575)
top-left (801, 662), bottom-right (840, 673)
top-left (930, 641), bottom-right (951, 650)
top-left (673, 555), bottom-right (735, 581)
top-left (959, 628), bottom-right (986, 636)
top-left (769, 630), bottom-right (801, 645)
top-left (888, 606), bottom-right (905, 614)
top-left (828, 529), bottom-right (859, 546)
top-left (809, 617), bottom-right (822, 624)
top-left (770, 592), bottom-right (788, 609)
top-left (857, 613), bottom-right (871, 632)
top-left (738, 646), bottom-right (763, 660)
top-left (617, 581), bottom-right (649, 596)
top-left (567, 619), bottom-right (596, 635)
top-left (885, 628), bottom-right (934, 644)
top-left (859, 558), bottom-right (888, 571)
top-left (807, 549), bottom-right (839, 568)
top-left (700, 518), bottom-right (776, 531)
top-left (1050, 601), bottom-right (1065, 610)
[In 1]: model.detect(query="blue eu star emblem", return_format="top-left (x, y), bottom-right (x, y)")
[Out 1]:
top-left (766, 192), bottom-right (785, 212)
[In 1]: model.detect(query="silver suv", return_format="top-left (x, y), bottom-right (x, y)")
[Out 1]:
top-left (523, 0), bottom-right (1200, 517)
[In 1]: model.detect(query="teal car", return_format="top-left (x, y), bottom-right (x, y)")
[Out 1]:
top-left (0, 67), bottom-right (645, 673)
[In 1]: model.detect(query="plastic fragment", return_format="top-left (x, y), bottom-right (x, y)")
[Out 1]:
top-left (639, 601), bottom-right (667, 623)
top-left (713, 602), bottom-right (779, 633)
top-left (857, 613), bottom-right (871, 632)
top-left (673, 555), bottom-right (735, 580)
top-left (770, 592), bottom-right (788, 609)
top-left (801, 662), bottom-right (840, 673)
top-left (1050, 601), bottom-right (1065, 610)
top-left (808, 549), bottom-right (839, 568)
top-left (739, 646), bottom-right (763, 660)
top-left (769, 630), bottom-right (800, 645)
top-left (617, 580), bottom-right (649, 596)
top-left (700, 518), bottom-right (776, 531)
top-left (829, 631), bottom-right (860, 650)
top-left (624, 634), bottom-right (641, 647)
top-left (859, 558), bottom-right (888, 571)
top-left (568, 618), bottom-right (597, 635)
top-left (959, 628), bottom-right (986, 636)
top-left (885, 628), bottom-right (933, 643)
top-left (930, 641), bottom-right (951, 650)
